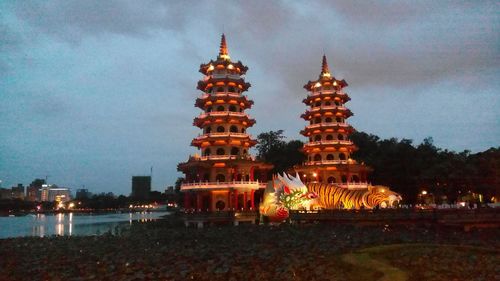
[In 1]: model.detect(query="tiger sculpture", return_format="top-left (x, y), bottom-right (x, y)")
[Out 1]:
top-left (307, 183), bottom-right (402, 209)
top-left (260, 173), bottom-right (401, 221)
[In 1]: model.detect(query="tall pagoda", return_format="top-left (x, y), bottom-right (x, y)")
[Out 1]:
top-left (178, 34), bottom-right (272, 212)
top-left (295, 55), bottom-right (371, 187)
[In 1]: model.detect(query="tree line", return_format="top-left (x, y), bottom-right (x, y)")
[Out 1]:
top-left (255, 130), bottom-right (499, 205)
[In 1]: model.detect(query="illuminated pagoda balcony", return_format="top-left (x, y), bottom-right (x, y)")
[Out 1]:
top-left (300, 107), bottom-right (353, 120)
top-left (300, 123), bottom-right (353, 136)
top-left (180, 180), bottom-right (267, 191)
top-left (303, 140), bottom-right (354, 147)
top-left (303, 90), bottom-right (351, 104)
top-left (196, 93), bottom-right (254, 109)
top-left (191, 133), bottom-right (257, 148)
top-left (197, 77), bottom-right (251, 92)
top-left (304, 159), bottom-right (356, 166)
top-left (193, 112), bottom-right (256, 128)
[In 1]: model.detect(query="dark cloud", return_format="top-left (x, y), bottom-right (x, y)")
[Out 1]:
top-left (13, 0), bottom-right (193, 42)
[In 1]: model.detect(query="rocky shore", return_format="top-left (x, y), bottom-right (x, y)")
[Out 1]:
top-left (0, 218), bottom-right (498, 281)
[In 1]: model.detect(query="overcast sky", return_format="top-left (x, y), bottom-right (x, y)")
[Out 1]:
top-left (1, 1), bottom-right (499, 195)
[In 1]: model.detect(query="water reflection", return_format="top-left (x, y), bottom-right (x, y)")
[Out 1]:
top-left (0, 211), bottom-right (169, 238)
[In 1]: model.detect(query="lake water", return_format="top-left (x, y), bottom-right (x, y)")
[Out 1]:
top-left (0, 212), bottom-right (169, 239)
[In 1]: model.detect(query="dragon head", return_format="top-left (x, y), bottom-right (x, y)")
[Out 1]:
top-left (260, 173), bottom-right (318, 221)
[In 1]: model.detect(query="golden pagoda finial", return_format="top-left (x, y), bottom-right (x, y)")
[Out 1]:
top-left (218, 33), bottom-right (230, 60)
top-left (321, 54), bottom-right (331, 77)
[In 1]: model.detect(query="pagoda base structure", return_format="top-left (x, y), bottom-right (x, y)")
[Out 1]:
top-left (294, 161), bottom-right (372, 189)
top-left (178, 156), bottom-right (272, 216)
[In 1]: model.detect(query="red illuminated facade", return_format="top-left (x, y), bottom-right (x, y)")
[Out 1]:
top-left (295, 55), bottom-right (371, 188)
top-left (178, 34), bottom-right (272, 212)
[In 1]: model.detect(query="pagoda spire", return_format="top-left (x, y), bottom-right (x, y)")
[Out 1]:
top-left (218, 33), bottom-right (230, 60)
top-left (321, 54), bottom-right (331, 77)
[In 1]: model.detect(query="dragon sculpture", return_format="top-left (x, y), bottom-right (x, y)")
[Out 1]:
top-left (260, 173), bottom-right (402, 221)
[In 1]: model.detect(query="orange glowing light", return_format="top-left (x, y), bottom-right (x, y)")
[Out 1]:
top-left (213, 163), bottom-right (226, 167)
top-left (229, 100), bottom-right (238, 104)
top-left (215, 82), bottom-right (225, 86)
top-left (214, 140), bottom-right (227, 145)
top-left (205, 101), bottom-right (213, 106)
top-left (326, 167), bottom-right (337, 171)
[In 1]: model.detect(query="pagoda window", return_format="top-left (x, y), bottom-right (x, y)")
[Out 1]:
top-left (216, 87), bottom-right (224, 93)
top-left (241, 128), bottom-right (246, 133)
top-left (216, 174), bottom-right (226, 182)
top-left (314, 135), bottom-right (321, 141)
top-left (239, 108), bottom-right (243, 112)
top-left (314, 117), bottom-right (321, 124)
top-left (229, 105), bottom-right (237, 112)
top-left (326, 154), bottom-right (334, 160)
top-left (335, 101), bottom-right (340, 106)
top-left (216, 105), bottom-right (225, 111)
top-left (207, 88), bottom-right (213, 94)
top-left (339, 153), bottom-right (346, 160)
top-left (324, 101), bottom-right (331, 106)
top-left (230, 125), bottom-right (238, 133)
top-left (341, 175), bottom-right (348, 183)
top-left (338, 134), bottom-right (344, 140)
top-left (326, 135), bottom-right (333, 140)
top-left (325, 117), bottom-right (332, 123)
top-left (203, 173), bottom-right (210, 181)
top-left (308, 156), bottom-right (312, 161)
top-left (327, 176), bottom-right (336, 183)
top-left (203, 148), bottom-right (211, 156)
top-left (243, 149), bottom-right (247, 155)
top-left (314, 154), bottom-right (322, 161)
top-left (228, 86), bottom-right (235, 93)
top-left (230, 147), bottom-right (239, 155)
top-left (217, 126), bottom-right (225, 133)
top-left (314, 101), bottom-right (321, 107)
top-left (216, 148), bottom-right (225, 155)
top-left (245, 175), bottom-right (250, 181)
top-left (336, 117), bottom-right (342, 123)
top-left (206, 106), bottom-right (212, 112)
top-left (205, 127), bottom-right (212, 134)
top-left (351, 175), bottom-right (360, 183)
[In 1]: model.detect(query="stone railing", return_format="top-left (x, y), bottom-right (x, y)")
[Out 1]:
top-left (181, 181), bottom-right (266, 190)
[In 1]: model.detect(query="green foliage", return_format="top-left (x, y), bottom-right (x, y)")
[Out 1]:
top-left (256, 130), bottom-right (306, 175)
top-left (350, 132), bottom-right (500, 204)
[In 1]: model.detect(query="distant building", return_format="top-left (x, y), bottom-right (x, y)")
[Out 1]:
top-left (165, 186), bottom-right (174, 195)
top-left (27, 179), bottom-right (46, 201)
top-left (11, 184), bottom-right (25, 199)
top-left (76, 188), bottom-right (92, 200)
top-left (26, 185), bottom-right (39, 201)
top-left (131, 176), bottom-right (151, 200)
top-left (0, 188), bottom-right (10, 199)
top-left (0, 184), bottom-right (25, 200)
top-left (40, 185), bottom-right (71, 202)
